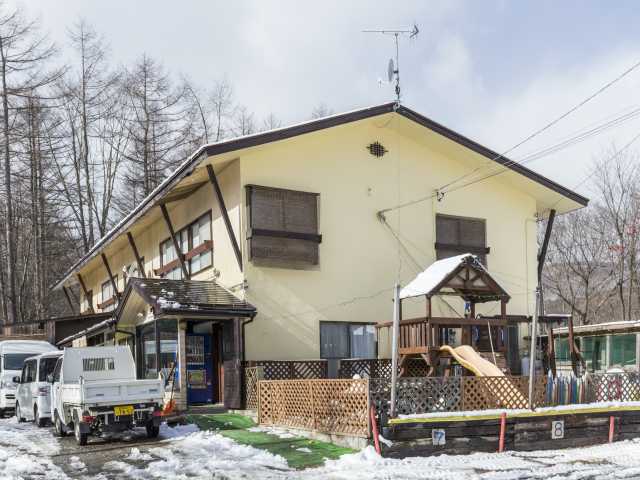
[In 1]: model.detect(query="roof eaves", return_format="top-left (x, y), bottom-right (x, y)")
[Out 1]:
top-left (396, 106), bottom-right (589, 207)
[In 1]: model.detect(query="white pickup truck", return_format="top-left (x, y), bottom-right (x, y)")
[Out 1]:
top-left (49, 346), bottom-right (164, 445)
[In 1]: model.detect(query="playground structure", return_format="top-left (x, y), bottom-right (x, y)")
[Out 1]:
top-left (378, 254), bottom-right (513, 377)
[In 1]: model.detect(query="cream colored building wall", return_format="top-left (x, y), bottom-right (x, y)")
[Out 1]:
top-left (78, 159), bottom-right (243, 311)
top-left (239, 118), bottom-right (538, 360)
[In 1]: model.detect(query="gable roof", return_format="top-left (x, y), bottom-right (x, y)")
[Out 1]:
top-left (400, 253), bottom-right (510, 303)
top-left (51, 102), bottom-right (588, 290)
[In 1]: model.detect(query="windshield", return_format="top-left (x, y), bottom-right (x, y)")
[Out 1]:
top-left (39, 357), bottom-right (59, 381)
top-left (3, 353), bottom-right (38, 371)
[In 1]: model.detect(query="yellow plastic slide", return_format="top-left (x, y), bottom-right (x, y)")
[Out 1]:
top-left (439, 345), bottom-right (505, 377)
top-left (440, 345), bottom-right (527, 407)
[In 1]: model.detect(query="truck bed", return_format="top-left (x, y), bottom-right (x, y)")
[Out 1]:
top-left (61, 378), bottom-right (164, 407)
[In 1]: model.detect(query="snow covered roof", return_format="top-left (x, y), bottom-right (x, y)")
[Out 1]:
top-left (400, 253), bottom-right (509, 303)
top-left (124, 278), bottom-right (256, 318)
top-left (554, 320), bottom-right (640, 336)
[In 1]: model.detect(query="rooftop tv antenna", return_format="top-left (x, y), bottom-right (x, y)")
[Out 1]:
top-left (363, 24), bottom-right (419, 105)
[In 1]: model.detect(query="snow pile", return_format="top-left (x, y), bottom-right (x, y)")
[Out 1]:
top-left (0, 418), bottom-right (68, 480)
top-left (159, 422), bottom-right (200, 439)
top-left (106, 431), bottom-right (289, 479)
top-left (126, 447), bottom-right (153, 461)
top-left (248, 425), bottom-right (297, 439)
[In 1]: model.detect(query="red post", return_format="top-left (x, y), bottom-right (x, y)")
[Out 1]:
top-left (609, 416), bottom-right (615, 443)
top-left (498, 412), bottom-right (507, 452)
top-left (370, 405), bottom-right (381, 455)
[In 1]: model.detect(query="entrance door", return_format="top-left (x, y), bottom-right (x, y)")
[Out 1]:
top-left (186, 334), bottom-right (214, 404)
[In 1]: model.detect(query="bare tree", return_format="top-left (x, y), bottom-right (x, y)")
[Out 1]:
top-left (0, 5), bottom-right (60, 323)
top-left (310, 103), bottom-right (333, 119)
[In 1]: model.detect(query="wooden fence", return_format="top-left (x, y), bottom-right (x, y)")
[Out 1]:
top-left (371, 376), bottom-right (547, 418)
top-left (258, 379), bottom-right (370, 438)
top-left (243, 360), bottom-right (328, 410)
top-left (338, 358), bottom-right (428, 379)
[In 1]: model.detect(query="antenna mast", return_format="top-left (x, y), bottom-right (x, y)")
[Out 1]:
top-left (363, 24), bottom-right (419, 104)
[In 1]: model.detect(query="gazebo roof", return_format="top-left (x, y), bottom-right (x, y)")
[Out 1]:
top-left (400, 253), bottom-right (510, 303)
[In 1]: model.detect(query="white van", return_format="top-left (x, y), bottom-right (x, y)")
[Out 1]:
top-left (15, 351), bottom-right (63, 426)
top-left (0, 340), bottom-right (58, 416)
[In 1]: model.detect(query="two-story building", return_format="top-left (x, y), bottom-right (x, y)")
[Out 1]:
top-left (48, 102), bottom-right (588, 409)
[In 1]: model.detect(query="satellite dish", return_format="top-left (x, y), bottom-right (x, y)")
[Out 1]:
top-left (387, 58), bottom-right (394, 83)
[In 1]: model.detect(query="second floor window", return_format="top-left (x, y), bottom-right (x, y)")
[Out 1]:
top-left (159, 212), bottom-right (212, 278)
top-left (100, 276), bottom-right (118, 311)
top-left (435, 214), bottom-right (489, 265)
top-left (246, 185), bottom-right (321, 268)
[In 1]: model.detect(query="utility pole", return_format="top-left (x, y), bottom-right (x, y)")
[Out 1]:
top-left (528, 286), bottom-right (540, 409)
top-left (390, 283), bottom-right (401, 418)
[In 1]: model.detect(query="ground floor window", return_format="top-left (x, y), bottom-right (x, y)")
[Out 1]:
top-left (137, 320), bottom-right (179, 388)
top-left (320, 321), bottom-right (376, 359)
top-left (610, 334), bottom-right (636, 368)
top-left (138, 323), bottom-right (157, 379)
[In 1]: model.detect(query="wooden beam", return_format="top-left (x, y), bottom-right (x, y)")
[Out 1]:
top-left (76, 274), bottom-right (94, 313)
top-left (206, 164), bottom-right (243, 271)
top-left (537, 209), bottom-right (556, 283)
top-left (126, 232), bottom-right (147, 279)
top-left (62, 286), bottom-right (75, 314)
top-left (101, 253), bottom-right (120, 299)
top-left (160, 204), bottom-right (190, 280)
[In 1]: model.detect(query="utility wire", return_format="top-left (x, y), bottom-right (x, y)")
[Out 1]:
top-left (379, 59), bottom-right (640, 215)
top-left (438, 58), bottom-right (640, 192)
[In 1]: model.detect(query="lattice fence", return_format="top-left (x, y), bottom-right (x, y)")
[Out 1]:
top-left (461, 376), bottom-right (546, 410)
top-left (587, 373), bottom-right (640, 402)
top-left (338, 358), bottom-right (427, 379)
top-left (243, 360), bottom-right (328, 410)
top-left (258, 379), bottom-right (370, 438)
top-left (244, 366), bottom-right (263, 410)
top-left (370, 376), bottom-right (463, 418)
top-left (371, 376), bottom-right (547, 418)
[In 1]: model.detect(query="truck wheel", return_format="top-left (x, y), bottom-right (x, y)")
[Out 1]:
top-left (53, 412), bottom-right (64, 437)
top-left (74, 422), bottom-right (88, 446)
top-left (34, 406), bottom-right (46, 428)
top-left (15, 403), bottom-right (24, 423)
top-left (146, 423), bottom-right (160, 438)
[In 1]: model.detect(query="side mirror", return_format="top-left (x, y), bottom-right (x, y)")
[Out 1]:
top-left (12, 376), bottom-right (20, 384)
top-left (46, 374), bottom-right (54, 384)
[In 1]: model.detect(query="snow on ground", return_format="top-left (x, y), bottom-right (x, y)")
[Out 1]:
top-left (6, 416), bottom-right (640, 479)
top-left (0, 417), bottom-right (68, 480)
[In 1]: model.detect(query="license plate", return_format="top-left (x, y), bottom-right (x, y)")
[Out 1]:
top-left (114, 405), bottom-right (134, 416)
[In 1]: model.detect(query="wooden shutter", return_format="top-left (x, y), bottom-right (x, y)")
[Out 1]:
top-left (435, 214), bottom-right (488, 264)
top-left (247, 185), bottom-right (321, 267)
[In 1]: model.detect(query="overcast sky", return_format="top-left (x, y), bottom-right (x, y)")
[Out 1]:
top-left (10, 0), bottom-right (640, 198)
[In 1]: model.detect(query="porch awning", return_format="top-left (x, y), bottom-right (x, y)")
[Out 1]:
top-left (400, 253), bottom-right (510, 303)
top-left (123, 278), bottom-right (256, 318)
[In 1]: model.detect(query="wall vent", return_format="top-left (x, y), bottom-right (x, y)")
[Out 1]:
top-left (367, 141), bottom-right (388, 158)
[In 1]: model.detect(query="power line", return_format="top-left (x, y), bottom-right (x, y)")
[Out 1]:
top-left (438, 57), bottom-right (640, 193)
top-left (378, 58), bottom-right (640, 215)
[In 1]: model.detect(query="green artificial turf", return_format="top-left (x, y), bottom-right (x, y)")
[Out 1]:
top-left (185, 413), bottom-right (355, 469)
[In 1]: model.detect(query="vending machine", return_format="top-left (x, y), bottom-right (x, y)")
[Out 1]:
top-left (186, 334), bottom-right (213, 404)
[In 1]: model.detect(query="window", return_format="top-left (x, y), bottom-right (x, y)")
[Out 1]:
top-left (52, 358), bottom-right (62, 383)
top-left (610, 334), bottom-right (636, 368)
top-left (582, 335), bottom-right (607, 372)
top-left (246, 185), bottom-right (321, 267)
top-left (21, 360), bottom-right (36, 383)
top-left (320, 322), bottom-right (376, 359)
top-left (435, 214), bottom-right (488, 265)
top-left (82, 357), bottom-right (115, 372)
top-left (100, 276), bottom-right (118, 311)
top-left (3, 353), bottom-right (36, 371)
top-left (159, 213), bottom-right (212, 278)
top-left (138, 323), bottom-right (157, 380)
top-left (38, 357), bottom-right (59, 382)
top-left (83, 290), bottom-right (93, 313)
top-left (158, 320), bottom-right (178, 389)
